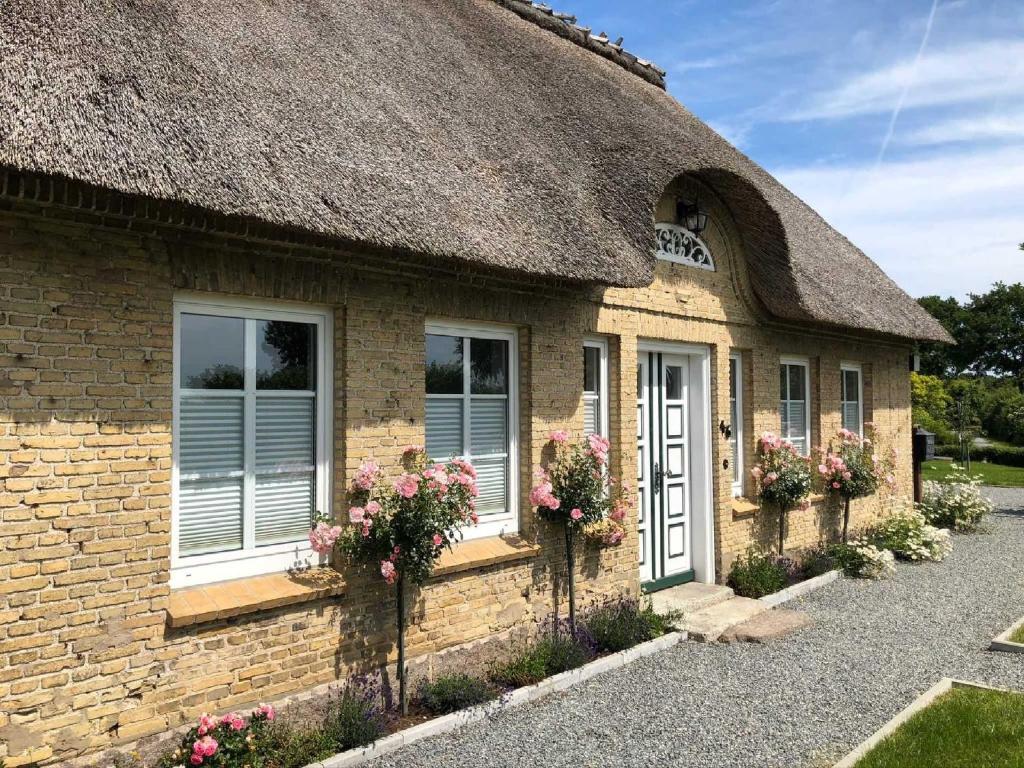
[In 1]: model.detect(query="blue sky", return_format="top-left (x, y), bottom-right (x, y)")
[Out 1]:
top-left (553, 0), bottom-right (1024, 299)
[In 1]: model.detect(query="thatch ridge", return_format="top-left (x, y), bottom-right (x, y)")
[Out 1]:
top-left (0, 0), bottom-right (950, 342)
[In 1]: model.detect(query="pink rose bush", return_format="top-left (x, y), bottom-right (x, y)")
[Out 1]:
top-left (323, 448), bottom-right (479, 714)
top-left (530, 431), bottom-right (627, 545)
top-left (169, 704), bottom-right (275, 767)
top-left (751, 432), bottom-right (813, 553)
top-left (530, 431), bottom-right (629, 633)
top-left (816, 426), bottom-right (896, 541)
top-left (329, 449), bottom-right (479, 587)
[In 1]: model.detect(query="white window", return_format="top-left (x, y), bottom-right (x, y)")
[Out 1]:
top-left (583, 338), bottom-right (609, 438)
top-left (841, 363), bottom-right (863, 436)
top-left (780, 358), bottom-right (811, 456)
top-left (425, 322), bottom-right (518, 540)
top-left (729, 353), bottom-right (743, 497)
top-left (171, 296), bottom-right (332, 588)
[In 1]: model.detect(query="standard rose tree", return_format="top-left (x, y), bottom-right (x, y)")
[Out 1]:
top-left (311, 447), bottom-right (479, 715)
top-left (751, 432), bottom-right (813, 554)
top-left (816, 426), bottom-right (896, 542)
top-left (530, 432), bottom-right (628, 635)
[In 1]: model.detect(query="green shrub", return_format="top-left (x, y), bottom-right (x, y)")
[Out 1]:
top-left (583, 598), bottom-right (677, 652)
top-left (489, 633), bottom-right (592, 688)
top-left (919, 466), bottom-right (993, 531)
top-left (726, 549), bottom-right (788, 598)
top-left (797, 544), bottom-right (836, 579)
top-left (416, 674), bottom-right (496, 714)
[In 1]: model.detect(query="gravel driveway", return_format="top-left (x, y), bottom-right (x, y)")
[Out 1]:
top-left (371, 488), bottom-right (1024, 768)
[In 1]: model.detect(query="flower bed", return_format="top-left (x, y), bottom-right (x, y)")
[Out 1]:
top-left (115, 600), bottom-right (677, 768)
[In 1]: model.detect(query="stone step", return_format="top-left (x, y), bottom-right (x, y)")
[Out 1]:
top-left (683, 596), bottom-right (770, 642)
top-left (649, 581), bottom-right (734, 617)
top-left (719, 608), bottom-right (812, 644)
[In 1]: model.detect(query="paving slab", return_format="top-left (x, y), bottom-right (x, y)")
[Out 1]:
top-left (683, 596), bottom-right (769, 642)
top-left (719, 608), bottom-right (812, 644)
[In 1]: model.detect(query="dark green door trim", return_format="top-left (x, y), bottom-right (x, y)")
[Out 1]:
top-left (641, 569), bottom-right (695, 594)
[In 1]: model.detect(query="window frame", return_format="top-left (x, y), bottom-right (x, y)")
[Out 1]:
top-left (729, 352), bottom-right (744, 498)
top-left (425, 320), bottom-right (519, 541)
top-left (171, 294), bottom-right (333, 589)
top-left (779, 356), bottom-right (812, 457)
top-left (840, 362), bottom-right (864, 437)
top-left (583, 336), bottom-right (610, 439)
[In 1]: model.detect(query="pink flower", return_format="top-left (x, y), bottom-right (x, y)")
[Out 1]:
top-left (570, 508), bottom-right (583, 521)
top-left (403, 444), bottom-right (424, 455)
top-left (193, 736), bottom-right (218, 758)
top-left (308, 522), bottom-right (342, 555)
top-left (365, 500), bottom-right (381, 516)
top-left (818, 464), bottom-right (828, 475)
top-left (587, 433), bottom-right (611, 465)
top-left (224, 713), bottom-right (245, 731)
top-left (257, 703), bottom-right (275, 721)
top-left (529, 481), bottom-right (560, 510)
top-left (352, 461), bottom-right (381, 491)
top-left (432, 533), bottom-right (443, 547)
top-left (469, 511), bottom-right (479, 524)
top-left (395, 473), bottom-right (419, 499)
top-left (380, 560), bottom-right (397, 584)
top-left (842, 471), bottom-right (852, 481)
top-left (452, 458), bottom-right (477, 479)
top-left (190, 756), bottom-right (203, 766)
top-left (348, 506), bottom-right (365, 524)
top-left (751, 466), bottom-right (763, 479)
top-left (550, 430), bottom-right (570, 444)
top-left (832, 481), bottom-right (841, 489)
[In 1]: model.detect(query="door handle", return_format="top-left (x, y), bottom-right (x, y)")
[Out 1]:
top-left (653, 462), bottom-right (664, 494)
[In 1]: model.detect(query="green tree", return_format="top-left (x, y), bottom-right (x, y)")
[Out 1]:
top-left (910, 372), bottom-right (954, 444)
top-left (964, 282), bottom-right (1024, 385)
top-left (916, 295), bottom-right (972, 377)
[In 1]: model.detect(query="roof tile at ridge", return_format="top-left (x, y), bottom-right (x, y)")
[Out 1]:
top-left (0, 0), bottom-right (950, 343)
top-left (495, 0), bottom-right (668, 87)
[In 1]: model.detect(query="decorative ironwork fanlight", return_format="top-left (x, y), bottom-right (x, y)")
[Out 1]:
top-left (654, 197), bottom-right (714, 270)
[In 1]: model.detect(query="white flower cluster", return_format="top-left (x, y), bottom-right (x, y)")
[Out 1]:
top-left (871, 505), bottom-right (952, 562)
top-left (844, 540), bottom-right (897, 579)
top-left (918, 466), bottom-right (993, 532)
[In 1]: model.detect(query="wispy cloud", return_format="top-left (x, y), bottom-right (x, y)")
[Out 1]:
top-left (788, 39), bottom-right (1024, 121)
top-left (775, 146), bottom-right (1024, 298)
top-left (902, 110), bottom-right (1024, 145)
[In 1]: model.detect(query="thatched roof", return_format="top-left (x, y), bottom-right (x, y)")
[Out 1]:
top-left (0, 0), bottom-right (949, 342)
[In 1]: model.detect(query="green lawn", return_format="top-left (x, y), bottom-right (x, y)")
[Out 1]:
top-left (923, 459), bottom-right (1024, 487)
top-left (1010, 624), bottom-right (1024, 644)
top-left (855, 687), bottom-right (1024, 768)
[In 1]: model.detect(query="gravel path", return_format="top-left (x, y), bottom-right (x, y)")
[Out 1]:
top-left (371, 488), bottom-right (1024, 768)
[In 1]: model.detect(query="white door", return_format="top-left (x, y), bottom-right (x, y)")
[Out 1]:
top-left (637, 351), bottom-right (697, 588)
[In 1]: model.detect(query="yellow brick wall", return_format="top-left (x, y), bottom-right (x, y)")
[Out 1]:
top-left (0, 189), bottom-right (912, 765)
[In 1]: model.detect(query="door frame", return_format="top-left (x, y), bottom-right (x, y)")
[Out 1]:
top-left (637, 340), bottom-right (715, 587)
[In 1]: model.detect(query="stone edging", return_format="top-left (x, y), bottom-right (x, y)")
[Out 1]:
top-left (832, 678), bottom-right (1016, 768)
top-left (759, 569), bottom-right (840, 607)
top-left (990, 615), bottom-right (1024, 653)
top-left (304, 631), bottom-right (687, 768)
